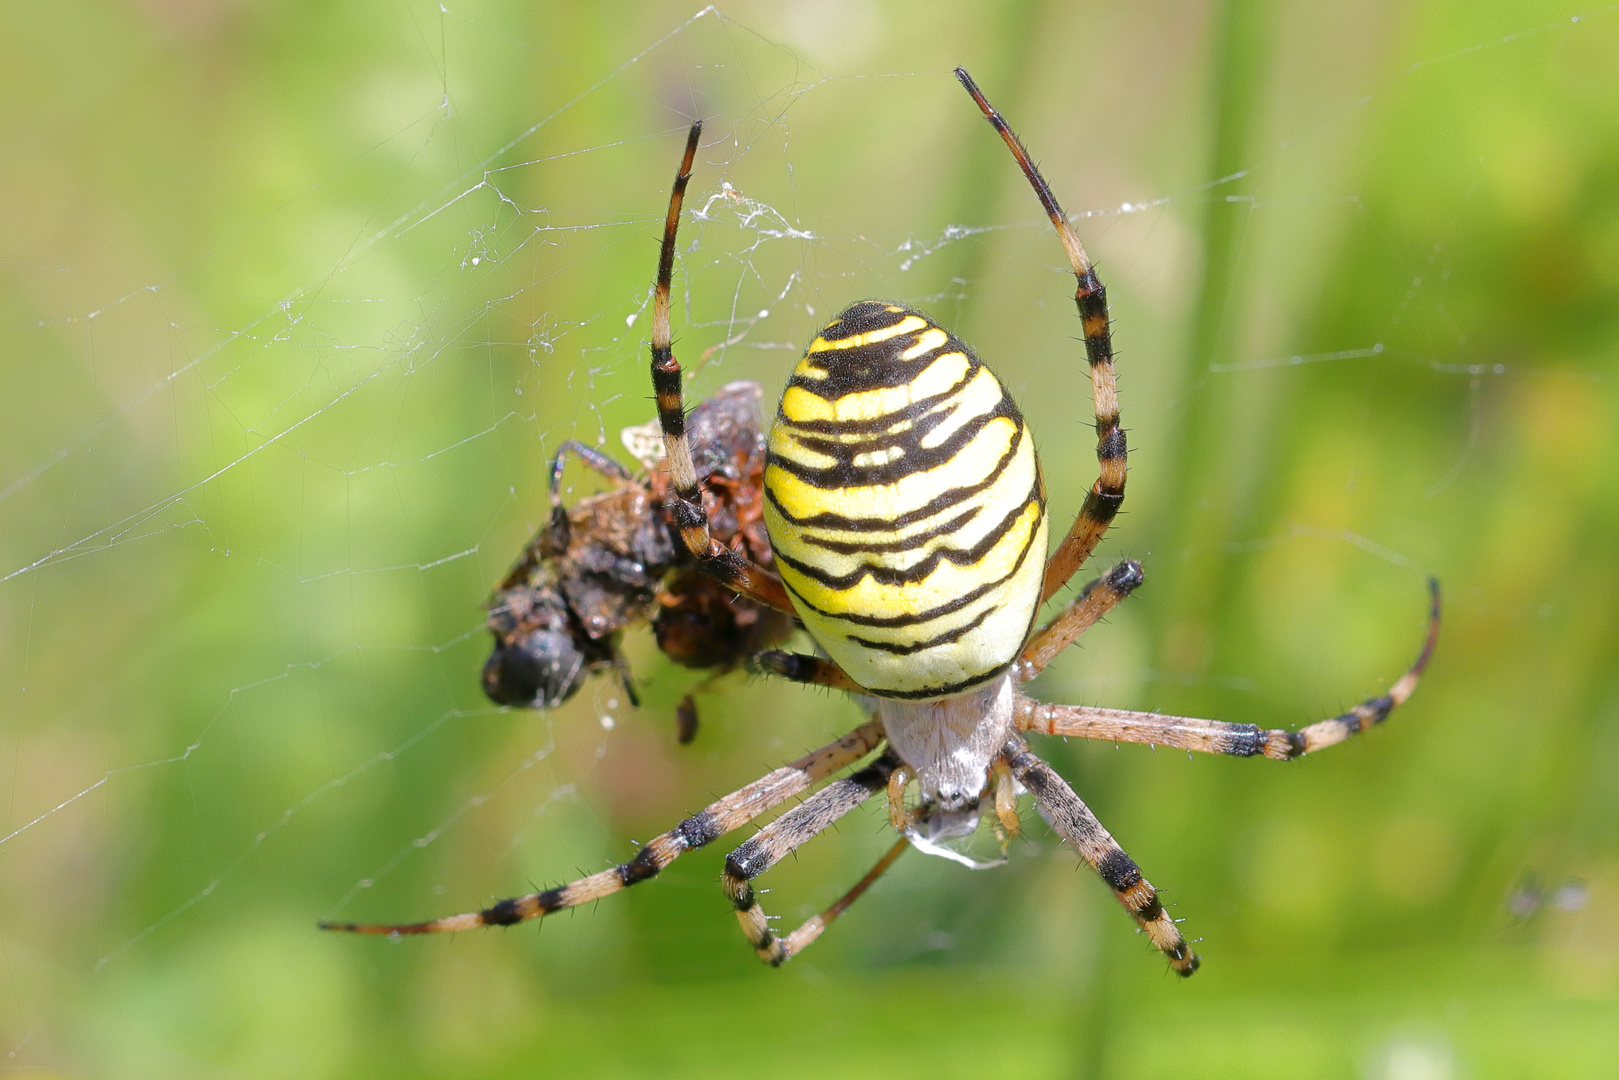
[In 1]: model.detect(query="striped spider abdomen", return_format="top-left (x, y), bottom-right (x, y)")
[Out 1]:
top-left (763, 300), bottom-right (1049, 701)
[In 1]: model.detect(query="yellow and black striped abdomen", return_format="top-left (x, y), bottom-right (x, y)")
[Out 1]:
top-left (764, 301), bottom-right (1048, 699)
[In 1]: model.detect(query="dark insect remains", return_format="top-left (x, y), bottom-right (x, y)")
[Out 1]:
top-left (480, 381), bottom-right (793, 742)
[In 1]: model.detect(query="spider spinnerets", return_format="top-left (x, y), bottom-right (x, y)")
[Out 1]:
top-left (323, 67), bottom-right (1440, 977)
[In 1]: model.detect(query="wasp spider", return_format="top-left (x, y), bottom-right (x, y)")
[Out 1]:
top-left (324, 68), bottom-right (1440, 976)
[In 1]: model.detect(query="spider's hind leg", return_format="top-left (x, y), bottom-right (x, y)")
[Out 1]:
top-left (320, 719), bottom-right (885, 937)
top-left (1003, 733), bottom-right (1199, 976)
top-left (724, 752), bottom-right (903, 965)
top-left (751, 838), bottom-right (909, 967)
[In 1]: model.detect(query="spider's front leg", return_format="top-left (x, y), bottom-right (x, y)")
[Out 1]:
top-left (648, 122), bottom-right (793, 616)
top-left (956, 68), bottom-right (1127, 605)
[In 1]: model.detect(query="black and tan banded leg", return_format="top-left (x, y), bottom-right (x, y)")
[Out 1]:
top-left (753, 650), bottom-right (865, 694)
top-left (1002, 733), bottom-right (1198, 976)
top-left (648, 122), bottom-right (795, 617)
top-left (1015, 559), bottom-right (1145, 681)
top-left (956, 68), bottom-right (1127, 606)
top-left (1016, 578), bottom-right (1441, 759)
top-left (723, 752), bottom-right (903, 965)
top-left (781, 838), bottom-right (909, 960)
top-left (319, 719), bottom-right (884, 936)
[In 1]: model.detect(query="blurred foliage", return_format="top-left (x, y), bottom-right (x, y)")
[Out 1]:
top-left (2, 1), bottom-right (1617, 1077)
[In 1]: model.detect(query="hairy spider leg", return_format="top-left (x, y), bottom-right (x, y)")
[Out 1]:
top-left (1003, 733), bottom-right (1199, 975)
top-left (648, 122), bottom-right (795, 616)
top-left (753, 649), bottom-right (867, 693)
top-left (1017, 579), bottom-right (1442, 759)
top-left (1016, 559), bottom-right (1145, 680)
top-left (956, 67), bottom-right (1126, 606)
top-left (744, 837), bottom-right (910, 967)
top-left (723, 753), bottom-right (906, 965)
top-left (320, 719), bottom-right (883, 935)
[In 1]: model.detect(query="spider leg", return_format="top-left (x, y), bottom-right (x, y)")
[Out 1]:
top-left (649, 123), bottom-right (794, 616)
top-left (1003, 733), bottom-right (1198, 976)
top-left (1015, 559), bottom-right (1144, 680)
top-left (989, 759), bottom-right (1021, 840)
top-left (885, 763), bottom-right (916, 831)
top-left (320, 719), bottom-right (884, 935)
top-left (724, 751), bottom-right (902, 965)
top-left (772, 839), bottom-right (909, 964)
top-left (956, 69), bottom-right (1126, 605)
top-left (753, 650), bottom-right (865, 693)
top-left (1017, 578), bottom-right (1441, 760)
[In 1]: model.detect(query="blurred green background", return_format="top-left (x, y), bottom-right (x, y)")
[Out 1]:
top-left (3, 1), bottom-right (1617, 1076)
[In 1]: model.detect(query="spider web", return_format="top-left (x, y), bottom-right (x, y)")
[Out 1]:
top-left (0, 2), bottom-right (1607, 1070)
